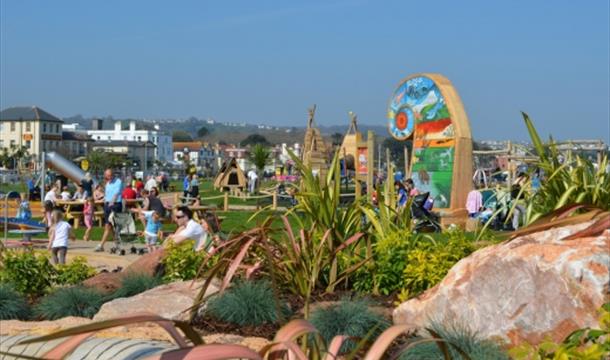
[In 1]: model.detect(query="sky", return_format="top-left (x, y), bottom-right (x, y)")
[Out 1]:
top-left (1, 0), bottom-right (609, 142)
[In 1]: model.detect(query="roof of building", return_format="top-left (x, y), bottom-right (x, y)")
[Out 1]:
top-left (0, 106), bottom-right (63, 123)
top-left (173, 141), bottom-right (206, 151)
top-left (62, 131), bottom-right (94, 142)
top-left (92, 140), bottom-right (156, 148)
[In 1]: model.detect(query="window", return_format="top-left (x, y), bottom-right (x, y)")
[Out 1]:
top-left (107, 136), bottom-right (111, 140)
top-left (26, 122), bottom-right (31, 131)
top-left (10, 122), bottom-right (15, 131)
top-left (137, 136), bottom-right (141, 141)
top-left (43, 123), bottom-right (47, 132)
top-left (10, 140), bottom-right (16, 147)
top-left (25, 140), bottom-right (31, 149)
top-left (97, 136), bottom-right (101, 140)
top-left (56, 124), bottom-right (59, 133)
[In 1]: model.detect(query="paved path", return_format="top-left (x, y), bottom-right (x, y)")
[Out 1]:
top-left (15, 239), bottom-right (142, 272)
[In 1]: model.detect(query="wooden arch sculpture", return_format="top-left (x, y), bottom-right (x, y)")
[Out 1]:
top-left (387, 73), bottom-right (473, 213)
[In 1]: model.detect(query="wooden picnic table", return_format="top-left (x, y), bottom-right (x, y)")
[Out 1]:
top-left (56, 199), bottom-right (143, 228)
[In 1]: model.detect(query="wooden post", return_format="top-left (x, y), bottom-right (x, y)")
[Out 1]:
top-left (404, 145), bottom-right (409, 179)
top-left (355, 177), bottom-right (361, 199)
top-left (385, 148), bottom-right (391, 207)
top-left (506, 141), bottom-right (513, 189)
top-left (367, 130), bottom-right (374, 204)
top-left (224, 192), bottom-right (229, 211)
top-left (272, 191), bottom-right (277, 210)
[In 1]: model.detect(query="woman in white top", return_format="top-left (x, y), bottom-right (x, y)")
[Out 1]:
top-left (165, 206), bottom-right (210, 252)
top-left (44, 185), bottom-right (58, 204)
top-left (47, 210), bottom-right (75, 265)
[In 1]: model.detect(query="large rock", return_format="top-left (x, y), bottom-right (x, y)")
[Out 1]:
top-left (393, 221), bottom-right (610, 347)
top-left (83, 249), bottom-right (167, 294)
top-left (94, 280), bottom-right (218, 322)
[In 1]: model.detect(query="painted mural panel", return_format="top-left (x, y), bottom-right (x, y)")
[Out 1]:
top-left (387, 76), bottom-right (455, 208)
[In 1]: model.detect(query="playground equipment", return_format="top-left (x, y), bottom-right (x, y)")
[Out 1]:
top-left (301, 105), bottom-right (330, 181)
top-left (339, 111), bottom-right (362, 171)
top-left (387, 73), bottom-right (473, 226)
top-left (214, 157), bottom-right (247, 192)
top-left (45, 151), bottom-right (87, 184)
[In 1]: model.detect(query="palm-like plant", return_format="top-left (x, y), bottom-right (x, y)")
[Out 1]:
top-left (249, 143), bottom-right (271, 192)
top-left (287, 149), bottom-right (367, 293)
top-left (521, 112), bottom-right (610, 224)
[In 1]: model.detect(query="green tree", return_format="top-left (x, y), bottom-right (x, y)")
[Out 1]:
top-left (86, 150), bottom-right (124, 177)
top-left (241, 134), bottom-right (270, 147)
top-left (172, 131), bottom-right (193, 142)
top-left (331, 132), bottom-right (343, 147)
top-left (0, 145), bottom-right (30, 171)
top-left (197, 126), bottom-right (209, 138)
top-left (249, 144), bottom-right (271, 189)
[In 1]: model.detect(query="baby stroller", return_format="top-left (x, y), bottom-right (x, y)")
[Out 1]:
top-left (410, 192), bottom-right (442, 233)
top-left (108, 211), bottom-right (137, 255)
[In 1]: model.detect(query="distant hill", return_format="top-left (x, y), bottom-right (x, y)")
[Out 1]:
top-left (62, 115), bottom-right (390, 145)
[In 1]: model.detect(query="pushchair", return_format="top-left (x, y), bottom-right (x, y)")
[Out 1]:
top-left (410, 192), bottom-right (442, 233)
top-left (108, 211), bottom-right (138, 255)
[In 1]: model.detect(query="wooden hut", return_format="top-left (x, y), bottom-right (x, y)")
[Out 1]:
top-left (214, 157), bottom-right (247, 192)
top-left (301, 105), bottom-right (329, 181)
top-left (339, 111), bottom-right (362, 170)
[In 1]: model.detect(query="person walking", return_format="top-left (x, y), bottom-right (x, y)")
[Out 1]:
top-left (95, 169), bottom-right (123, 252)
top-left (47, 210), bottom-right (75, 265)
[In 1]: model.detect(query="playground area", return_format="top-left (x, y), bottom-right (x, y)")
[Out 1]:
top-left (1, 72), bottom-right (608, 359)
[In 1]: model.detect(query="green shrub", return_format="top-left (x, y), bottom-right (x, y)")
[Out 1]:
top-left (0, 250), bottom-right (55, 298)
top-left (0, 283), bottom-right (30, 320)
top-left (161, 241), bottom-right (207, 281)
top-left (35, 286), bottom-right (104, 319)
top-left (111, 272), bottom-right (163, 299)
top-left (205, 280), bottom-right (290, 326)
top-left (55, 256), bottom-right (97, 285)
top-left (399, 229), bottom-right (474, 301)
top-left (353, 230), bottom-right (411, 295)
top-left (309, 298), bottom-right (389, 354)
top-left (400, 321), bottom-right (508, 360)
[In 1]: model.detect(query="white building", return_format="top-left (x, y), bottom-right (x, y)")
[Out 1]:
top-left (87, 120), bottom-right (172, 162)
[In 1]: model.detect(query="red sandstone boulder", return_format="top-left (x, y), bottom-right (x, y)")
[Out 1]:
top-left (82, 272), bottom-right (123, 294)
top-left (393, 221), bottom-right (610, 347)
top-left (125, 248), bottom-right (167, 277)
top-left (83, 249), bottom-right (167, 294)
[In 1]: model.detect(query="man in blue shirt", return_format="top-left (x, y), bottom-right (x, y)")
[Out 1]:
top-left (95, 169), bottom-right (123, 252)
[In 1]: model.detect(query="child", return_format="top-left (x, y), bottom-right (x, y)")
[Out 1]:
top-left (133, 208), bottom-right (162, 252)
top-left (43, 200), bottom-right (54, 227)
top-left (15, 198), bottom-right (32, 221)
top-left (47, 210), bottom-right (75, 265)
top-left (60, 186), bottom-right (71, 200)
top-left (83, 197), bottom-right (94, 241)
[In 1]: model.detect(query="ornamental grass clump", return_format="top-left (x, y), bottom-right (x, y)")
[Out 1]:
top-left (111, 272), bottom-right (163, 300)
top-left (0, 283), bottom-right (30, 320)
top-left (35, 286), bottom-right (104, 320)
top-left (309, 298), bottom-right (390, 354)
top-left (399, 321), bottom-right (509, 360)
top-left (205, 279), bottom-right (290, 326)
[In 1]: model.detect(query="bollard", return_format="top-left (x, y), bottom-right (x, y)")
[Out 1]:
top-left (224, 192), bottom-right (229, 211)
top-left (272, 192), bottom-right (277, 210)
